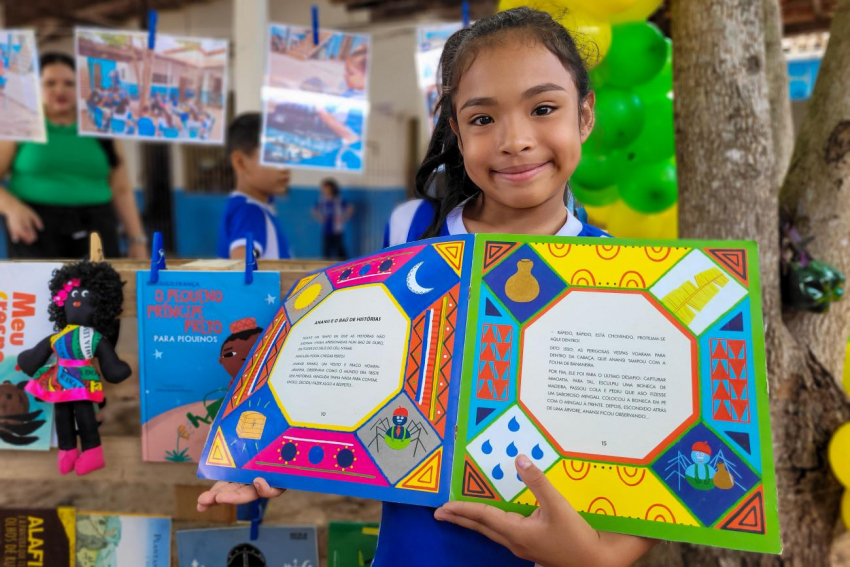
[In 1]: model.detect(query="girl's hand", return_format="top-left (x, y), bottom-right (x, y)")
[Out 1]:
top-left (197, 478), bottom-right (285, 512)
top-left (434, 455), bottom-right (656, 567)
top-left (5, 200), bottom-right (43, 245)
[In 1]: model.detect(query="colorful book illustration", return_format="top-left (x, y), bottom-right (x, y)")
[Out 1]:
top-left (137, 270), bottom-right (282, 462)
top-left (0, 507), bottom-right (75, 567)
top-left (328, 522), bottom-right (379, 567)
top-left (0, 262), bottom-right (62, 451)
top-left (177, 525), bottom-right (319, 567)
top-left (198, 236), bottom-right (780, 552)
top-left (75, 512), bottom-right (170, 567)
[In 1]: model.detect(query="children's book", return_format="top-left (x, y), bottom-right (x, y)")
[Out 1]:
top-left (75, 512), bottom-right (170, 567)
top-left (0, 507), bottom-right (75, 567)
top-left (137, 270), bottom-right (282, 462)
top-left (0, 262), bottom-right (62, 451)
top-left (328, 522), bottom-right (379, 567)
top-left (177, 525), bottom-right (319, 567)
top-left (198, 235), bottom-right (780, 552)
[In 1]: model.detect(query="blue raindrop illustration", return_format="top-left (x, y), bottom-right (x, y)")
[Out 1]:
top-left (506, 442), bottom-right (518, 457)
top-left (492, 464), bottom-right (504, 480)
top-left (482, 440), bottom-right (493, 454)
top-left (531, 444), bottom-right (544, 460)
top-left (508, 417), bottom-right (520, 432)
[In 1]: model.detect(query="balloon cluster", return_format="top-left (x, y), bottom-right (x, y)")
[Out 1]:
top-left (498, 0), bottom-right (676, 238)
top-left (831, 338), bottom-right (850, 529)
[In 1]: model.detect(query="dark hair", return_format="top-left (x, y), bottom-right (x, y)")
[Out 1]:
top-left (414, 7), bottom-right (592, 238)
top-left (39, 52), bottom-right (120, 169)
top-left (39, 52), bottom-right (75, 72)
top-left (47, 261), bottom-right (125, 342)
top-left (227, 112), bottom-right (261, 157)
top-left (223, 327), bottom-right (263, 345)
top-left (321, 178), bottom-right (340, 197)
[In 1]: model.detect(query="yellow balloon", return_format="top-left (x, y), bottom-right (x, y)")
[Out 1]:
top-left (584, 201), bottom-right (615, 227)
top-left (829, 422), bottom-right (850, 487)
top-left (557, 0), bottom-right (637, 18)
top-left (605, 201), bottom-right (677, 239)
top-left (559, 9), bottom-right (612, 64)
top-left (843, 491), bottom-right (850, 530)
top-left (609, 0), bottom-right (664, 23)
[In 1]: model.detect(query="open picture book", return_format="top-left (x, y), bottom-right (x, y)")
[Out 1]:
top-left (198, 235), bottom-right (780, 552)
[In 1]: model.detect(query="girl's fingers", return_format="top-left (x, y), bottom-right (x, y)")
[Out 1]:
top-left (253, 478), bottom-right (286, 498)
top-left (434, 507), bottom-right (511, 549)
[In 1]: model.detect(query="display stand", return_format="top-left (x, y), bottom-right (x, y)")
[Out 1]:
top-left (0, 257), bottom-right (382, 566)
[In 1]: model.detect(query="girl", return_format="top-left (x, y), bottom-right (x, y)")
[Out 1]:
top-left (199, 8), bottom-right (655, 566)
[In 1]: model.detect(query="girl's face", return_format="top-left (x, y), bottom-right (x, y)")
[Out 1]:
top-left (451, 38), bottom-right (594, 212)
top-left (41, 63), bottom-right (77, 117)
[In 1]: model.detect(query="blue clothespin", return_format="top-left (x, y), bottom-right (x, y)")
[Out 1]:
top-left (462, 2), bottom-right (470, 28)
top-left (149, 232), bottom-right (166, 284)
top-left (147, 10), bottom-right (158, 50)
top-left (245, 232), bottom-right (258, 285)
top-left (311, 5), bottom-right (320, 46)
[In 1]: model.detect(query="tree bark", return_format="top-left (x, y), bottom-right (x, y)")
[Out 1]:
top-left (763, 0), bottom-right (794, 188)
top-left (639, 0), bottom-right (850, 565)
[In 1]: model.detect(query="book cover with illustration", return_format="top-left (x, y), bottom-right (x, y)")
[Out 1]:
top-left (198, 235), bottom-right (780, 552)
top-left (0, 507), bottom-right (75, 567)
top-left (75, 512), bottom-right (170, 567)
top-left (0, 262), bottom-right (62, 451)
top-left (177, 525), bottom-right (318, 567)
top-left (137, 270), bottom-right (281, 462)
top-left (328, 522), bottom-right (379, 567)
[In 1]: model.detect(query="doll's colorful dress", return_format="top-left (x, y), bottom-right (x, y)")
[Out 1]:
top-left (25, 325), bottom-right (104, 403)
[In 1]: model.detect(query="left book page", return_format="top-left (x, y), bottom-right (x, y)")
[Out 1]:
top-left (137, 270), bottom-right (281, 462)
top-left (198, 236), bottom-right (474, 507)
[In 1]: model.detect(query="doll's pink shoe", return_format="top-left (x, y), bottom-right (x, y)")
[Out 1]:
top-left (57, 449), bottom-right (79, 475)
top-left (75, 446), bottom-right (105, 476)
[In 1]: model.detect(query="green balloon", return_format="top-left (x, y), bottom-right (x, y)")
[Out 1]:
top-left (592, 87), bottom-right (645, 150)
top-left (619, 160), bottom-right (678, 214)
top-left (571, 183), bottom-right (620, 208)
top-left (573, 148), bottom-right (628, 189)
top-left (623, 94), bottom-right (675, 165)
top-left (606, 23), bottom-right (668, 88)
top-left (589, 60), bottom-right (610, 91)
top-left (634, 39), bottom-right (672, 100)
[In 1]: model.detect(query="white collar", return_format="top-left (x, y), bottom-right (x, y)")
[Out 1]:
top-left (445, 201), bottom-right (583, 237)
top-left (231, 190), bottom-right (276, 214)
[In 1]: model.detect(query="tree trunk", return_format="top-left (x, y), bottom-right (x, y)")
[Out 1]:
top-left (763, 0), bottom-right (794, 188)
top-left (639, 0), bottom-right (850, 565)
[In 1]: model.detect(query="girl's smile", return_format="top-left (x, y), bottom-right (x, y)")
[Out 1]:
top-left (492, 161), bottom-right (554, 182)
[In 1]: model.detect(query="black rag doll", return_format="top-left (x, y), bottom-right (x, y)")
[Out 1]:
top-left (18, 261), bottom-right (131, 475)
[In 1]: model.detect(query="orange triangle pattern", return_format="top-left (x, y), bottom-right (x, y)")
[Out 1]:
top-left (462, 458), bottom-right (499, 500)
top-left (399, 449), bottom-right (442, 493)
top-left (434, 241), bottom-right (464, 275)
top-left (482, 242), bottom-right (519, 273)
top-left (706, 248), bottom-right (748, 286)
top-left (206, 427), bottom-right (235, 468)
top-left (719, 487), bottom-right (765, 534)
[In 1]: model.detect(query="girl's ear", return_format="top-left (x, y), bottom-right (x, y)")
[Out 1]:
top-left (449, 117), bottom-right (464, 154)
top-left (579, 91), bottom-right (596, 143)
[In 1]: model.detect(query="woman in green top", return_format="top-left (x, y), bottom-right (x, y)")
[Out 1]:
top-left (0, 53), bottom-right (146, 259)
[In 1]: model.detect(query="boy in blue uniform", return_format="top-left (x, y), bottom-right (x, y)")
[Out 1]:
top-left (217, 113), bottom-right (293, 259)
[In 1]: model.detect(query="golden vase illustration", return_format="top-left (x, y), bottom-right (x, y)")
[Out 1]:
top-left (713, 462), bottom-right (734, 490)
top-left (505, 259), bottom-right (540, 303)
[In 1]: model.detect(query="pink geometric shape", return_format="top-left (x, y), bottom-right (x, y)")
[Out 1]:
top-left (326, 246), bottom-right (424, 289)
top-left (245, 427), bottom-right (389, 487)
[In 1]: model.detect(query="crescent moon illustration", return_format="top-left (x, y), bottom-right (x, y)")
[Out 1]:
top-left (406, 262), bottom-right (433, 295)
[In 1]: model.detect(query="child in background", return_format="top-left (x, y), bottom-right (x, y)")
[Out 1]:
top-left (217, 113), bottom-right (293, 260)
top-left (200, 8), bottom-right (655, 566)
top-left (312, 178), bottom-right (354, 260)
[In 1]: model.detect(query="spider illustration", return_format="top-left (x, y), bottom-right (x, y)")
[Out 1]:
top-left (368, 407), bottom-right (429, 457)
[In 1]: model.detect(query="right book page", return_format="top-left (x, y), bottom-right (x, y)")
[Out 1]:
top-left (451, 235), bottom-right (781, 553)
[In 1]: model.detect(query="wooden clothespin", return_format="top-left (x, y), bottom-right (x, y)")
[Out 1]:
top-left (89, 232), bottom-right (105, 262)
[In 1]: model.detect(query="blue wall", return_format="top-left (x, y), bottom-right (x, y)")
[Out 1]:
top-left (0, 187), bottom-right (408, 259)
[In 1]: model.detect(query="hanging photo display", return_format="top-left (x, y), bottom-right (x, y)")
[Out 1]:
top-left (415, 23), bottom-right (462, 134)
top-left (261, 24), bottom-right (370, 173)
top-left (74, 28), bottom-right (228, 144)
top-left (0, 30), bottom-right (46, 143)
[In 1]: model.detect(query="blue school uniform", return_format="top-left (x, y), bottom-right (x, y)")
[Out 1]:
top-left (376, 198), bottom-right (608, 567)
top-left (217, 191), bottom-right (292, 259)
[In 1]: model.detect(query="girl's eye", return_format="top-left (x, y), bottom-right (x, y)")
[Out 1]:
top-left (82, 291), bottom-right (89, 297)
top-left (470, 115), bottom-right (493, 126)
top-left (533, 105), bottom-right (556, 116)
